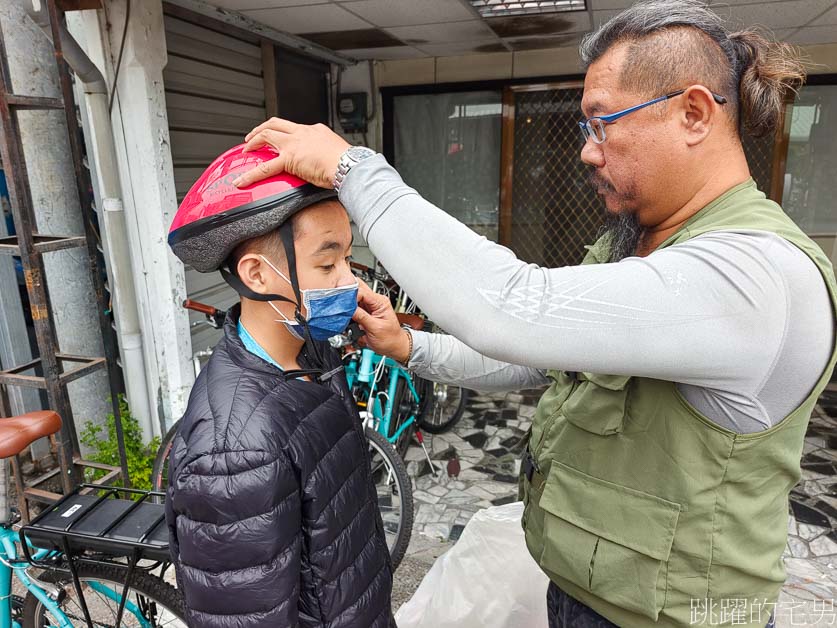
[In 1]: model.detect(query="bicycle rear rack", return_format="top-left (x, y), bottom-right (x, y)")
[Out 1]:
top-left (19, 484), bottom-right (171, 628)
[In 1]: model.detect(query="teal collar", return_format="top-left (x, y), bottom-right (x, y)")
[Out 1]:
top-left (237, 320), bottom-right (283, 371)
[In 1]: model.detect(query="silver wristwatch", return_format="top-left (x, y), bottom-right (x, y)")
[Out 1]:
top-left (334, 146), bottom-right (376, 192)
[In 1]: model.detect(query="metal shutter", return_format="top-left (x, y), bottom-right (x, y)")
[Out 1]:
top-left (163, 10), bottom-right (266, 354)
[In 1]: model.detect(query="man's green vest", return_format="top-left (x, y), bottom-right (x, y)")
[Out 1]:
top-left (520, 180), bottom-right (837, 627)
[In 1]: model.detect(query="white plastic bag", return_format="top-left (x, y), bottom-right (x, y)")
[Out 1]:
top-left (395, 502), bottom-right (549, 628)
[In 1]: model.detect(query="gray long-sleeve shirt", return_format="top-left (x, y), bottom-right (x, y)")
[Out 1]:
top-left (339, 155), bottom-right (833, 434)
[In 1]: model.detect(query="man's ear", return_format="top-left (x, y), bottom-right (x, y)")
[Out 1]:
top-left (681, 85), bottom-right (716, 147)
top-left (237, 254), bottom-right (271, 295)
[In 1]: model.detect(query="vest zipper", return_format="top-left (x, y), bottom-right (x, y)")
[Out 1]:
top-left (531, 378), bottom-right (580, 464)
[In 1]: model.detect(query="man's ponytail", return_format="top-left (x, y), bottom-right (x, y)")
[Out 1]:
top-left (729, 30), bottom-right (806, 137)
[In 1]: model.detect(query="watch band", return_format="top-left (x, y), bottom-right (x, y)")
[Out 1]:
top-left (334, 146), bottom-right (376, 192)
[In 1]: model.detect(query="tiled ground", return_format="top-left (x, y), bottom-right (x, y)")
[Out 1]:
top-left (395, 388), bottom-right (837, 625)
top-left (404, 390), bottom-right (541, 543)
top-left (779, 391), bottom-right (837, 626)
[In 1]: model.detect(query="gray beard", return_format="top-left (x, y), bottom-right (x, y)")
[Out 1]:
top-left (598, 211), bottom-right (644, 263)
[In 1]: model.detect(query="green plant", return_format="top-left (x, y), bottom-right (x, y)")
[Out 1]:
top-left (80, 395), bottom-right (161, 495)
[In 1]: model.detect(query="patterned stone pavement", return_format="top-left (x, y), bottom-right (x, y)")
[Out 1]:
top-left (779, 391), bottom-right (837, 626)
top-left (404, 390), bottom-right (540, 544)
top-left (398, 388), bottom-right (837, 626)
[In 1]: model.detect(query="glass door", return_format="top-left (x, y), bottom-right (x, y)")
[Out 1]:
top-left (783, 84), bottom-right (837, 238)
top-left (392, 90), bottom-right (502, 241)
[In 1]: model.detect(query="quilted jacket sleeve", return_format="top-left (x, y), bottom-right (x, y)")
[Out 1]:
top-left (168, 446), bottom-right (303, 628)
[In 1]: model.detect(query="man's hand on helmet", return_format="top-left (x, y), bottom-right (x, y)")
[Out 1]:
top-left (233, 119), bottom-right (350, 190)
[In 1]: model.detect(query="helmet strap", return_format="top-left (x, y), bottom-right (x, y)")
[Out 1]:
top-left (278, 220), bottom-right (326, 372)
top-left (278, 220), bottom-right (303, 320)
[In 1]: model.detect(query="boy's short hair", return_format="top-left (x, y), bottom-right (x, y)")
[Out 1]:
top-left (226, 216), bottom-right (295, 277)
top-left (225, 198), bottom-right (344, 278)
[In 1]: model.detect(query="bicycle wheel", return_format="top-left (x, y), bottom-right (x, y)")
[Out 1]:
top-left (416, 379), bottom-right (470, 434)
top-left (365, 427), bottom-right (412, 571)
top-left (23, 562), bottom-right (186, 627)
top-left (151, 424), bottom-right (178, 492)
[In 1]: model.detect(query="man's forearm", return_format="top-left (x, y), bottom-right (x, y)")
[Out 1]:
top-left (409, 330), bottom-right (549, 392)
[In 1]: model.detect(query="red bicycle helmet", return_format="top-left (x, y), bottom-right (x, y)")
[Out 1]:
top-left (168, 144), bottom-right (336, 273)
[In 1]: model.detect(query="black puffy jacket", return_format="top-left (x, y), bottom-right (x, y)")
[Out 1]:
top-left (165, 306), bottom-right (394, 627)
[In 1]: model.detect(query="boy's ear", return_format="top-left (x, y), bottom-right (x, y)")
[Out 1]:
top-left (237, 254), bottom-right (270, 295)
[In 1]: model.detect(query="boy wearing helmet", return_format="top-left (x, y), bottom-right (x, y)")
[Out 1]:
top-left (165, 146), bottom-right (394, 628)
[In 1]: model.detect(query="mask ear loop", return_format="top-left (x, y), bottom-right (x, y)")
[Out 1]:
top-left (278, 220), bottom-right (326, 378)
top-left (219, 266), bottom-right (296, 306)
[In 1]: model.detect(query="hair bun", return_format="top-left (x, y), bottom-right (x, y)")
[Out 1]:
top-left (729, 30), bottom-right (806, 137)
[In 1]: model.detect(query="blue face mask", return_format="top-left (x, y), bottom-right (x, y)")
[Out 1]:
top-left (260, 255), bottom-right (359, 341)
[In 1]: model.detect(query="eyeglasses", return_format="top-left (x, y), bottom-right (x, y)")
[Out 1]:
top-left (578, 88), bottom-right (728, 144)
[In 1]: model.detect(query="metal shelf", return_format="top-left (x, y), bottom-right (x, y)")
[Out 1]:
top-left (0, 234), bottom-right (87, 255)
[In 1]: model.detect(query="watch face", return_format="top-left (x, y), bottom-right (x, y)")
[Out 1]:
top-left (347, 146), bottom-right (375, 161)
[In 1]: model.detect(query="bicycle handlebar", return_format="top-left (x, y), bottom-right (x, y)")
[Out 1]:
top-left (351, 261), bottom-right (399, 290)
top-left (183, 299), bottom-right (219, 316)
top-left (350, 261), bottom-right (373, 274)
top-left (183, 299), bottom-right (226, 330)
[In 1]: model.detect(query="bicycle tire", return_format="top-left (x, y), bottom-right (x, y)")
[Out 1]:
top-left (151, 424), bottom-right (178, 493)
top-left (365, 427), bottom-right (413, 571)
top-left (416, 380), bottom-right (470, 434)
top-left (22, 561), bottom-right (185, 627)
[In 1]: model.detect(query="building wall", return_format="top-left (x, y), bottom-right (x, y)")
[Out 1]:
top-left (807, 43), bottom-right (837, 73)
top-left (331, 61), bottom-right (383, 267)
top-left (377, 46), bottom-right (583, 87)
top-left (69, 2), bottom-right (363, 439)
top-left (376, 42), bottom-right (837, 88)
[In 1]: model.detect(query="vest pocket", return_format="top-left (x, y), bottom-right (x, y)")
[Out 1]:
top-left (538, 461), bottom-right (681, 620)
top-left (561, 373), bottom-right (632, 436)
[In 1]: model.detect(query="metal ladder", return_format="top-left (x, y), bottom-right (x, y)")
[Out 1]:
top-left (0, 0), bottom-right (130, 521)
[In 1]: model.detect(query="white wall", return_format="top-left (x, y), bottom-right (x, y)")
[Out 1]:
top-left (68, 1), bottom-right (194, 439)
top-left (330, 60), bottom-right (383, 267)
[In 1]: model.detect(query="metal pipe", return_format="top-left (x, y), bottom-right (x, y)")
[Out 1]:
top-left (23, 1), bottom-right (155, 441)
top-left (24, 1), bottom-right (106, 93)
top-left (102, 199), bottom-right (152, 438)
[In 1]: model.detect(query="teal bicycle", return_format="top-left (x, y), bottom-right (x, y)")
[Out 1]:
top-left (349, 262), bottom-right (471, 436)
top-left (340, 339), bottom-right (419, 570)
top-left (0, 412), bottom-right (184, 627)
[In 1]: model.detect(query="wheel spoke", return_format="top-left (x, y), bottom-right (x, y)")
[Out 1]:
top-left (31, 571), bottom-right (186, 628)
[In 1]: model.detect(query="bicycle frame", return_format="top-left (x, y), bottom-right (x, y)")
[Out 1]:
top-left (345, 347), bottom-right (420, 445)
top-left (0, 524), bottom-right (153, 628)
top-left (0, 525), bottom-right (67, 628)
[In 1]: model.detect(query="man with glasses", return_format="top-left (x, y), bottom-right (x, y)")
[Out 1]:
top-left (232, 1), bottom-right (835, 626)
